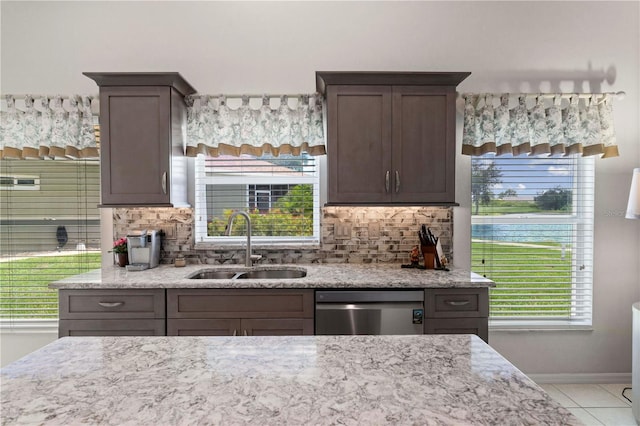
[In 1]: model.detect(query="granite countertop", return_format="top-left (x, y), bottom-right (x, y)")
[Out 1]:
top-left (0, 334), bottom-right (577, 425)
top-left (49, 263), bottom-right (495, 290)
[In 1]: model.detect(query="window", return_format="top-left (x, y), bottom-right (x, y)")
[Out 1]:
top-left (0, 174), bottom-right (40, 190)
top-left (248, 184), bottom-right (292, 213)
top-left (194, 154), bottom-right (320, 244)
top-left (0, 159), bottom-right (101, 324)
top-left (471, 155), bottom-right (594, 328)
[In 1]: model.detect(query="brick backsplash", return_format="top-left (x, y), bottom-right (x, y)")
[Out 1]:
top-left (113, 206), bottom-right (453, 265)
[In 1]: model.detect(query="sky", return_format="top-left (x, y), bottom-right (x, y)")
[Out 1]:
top-left (477, 156), bottom-right (578, 199)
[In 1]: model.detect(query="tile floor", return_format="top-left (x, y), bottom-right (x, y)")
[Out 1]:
top-left (538, 383), bottom-right (636, 425)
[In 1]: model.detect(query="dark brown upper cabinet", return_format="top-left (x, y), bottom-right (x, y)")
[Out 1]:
top-left (84, 72), bottom-right (196, 207)
top-left (316, 72), bottom-right (470, 205)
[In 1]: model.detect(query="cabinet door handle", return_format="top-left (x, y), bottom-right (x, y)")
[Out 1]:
top-left (97, 302), bottom-right (124, 308)
top-left (161, 172), bottom-right (167, 194)
top-left (395, 170), bottom-right (400, 193)
top-left (445, 300), bottom-right (470, 306)
top-left (385, 171), bottom-right (390, 193)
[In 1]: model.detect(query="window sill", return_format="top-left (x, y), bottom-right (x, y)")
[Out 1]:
top-left (490, 319), bottom-right (593, 331)
top-left (0, 319), bottom-right (58, 333)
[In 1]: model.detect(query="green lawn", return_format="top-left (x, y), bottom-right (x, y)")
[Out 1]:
top-left (474, 200), bottom-right (570, 216)
top-left (2, 244), bottom-right (574, 320)
top-left (472, 241), bottom-right (573, 317)
top-left (0, 253), bottom-right (101, 319)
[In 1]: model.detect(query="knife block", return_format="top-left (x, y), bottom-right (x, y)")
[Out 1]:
top-left (421, 245), bottom-right (437, 269)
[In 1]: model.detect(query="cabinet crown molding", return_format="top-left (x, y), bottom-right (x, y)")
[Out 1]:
top-left (315, 71), bottom-right (471, 95)
top-left (83, 72), bottom-right (197, 97)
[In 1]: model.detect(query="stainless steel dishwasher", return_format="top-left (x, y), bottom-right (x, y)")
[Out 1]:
top-left (315, 290), bottom-right (424, 335)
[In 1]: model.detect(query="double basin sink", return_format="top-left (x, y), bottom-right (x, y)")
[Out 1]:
top-left (189, 267), bottom-right (307, 280)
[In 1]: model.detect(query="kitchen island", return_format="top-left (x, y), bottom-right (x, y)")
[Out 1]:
top-left (0, 334), bottom-right (577, 425)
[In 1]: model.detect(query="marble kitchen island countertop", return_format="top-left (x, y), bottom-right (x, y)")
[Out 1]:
top-left (49, 263), bottom-right (495, 289)
top-left (0, 334), bottom-right (578, 426)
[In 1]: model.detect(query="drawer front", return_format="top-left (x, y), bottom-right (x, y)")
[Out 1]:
top-left (425, 318), bottom-right (488, 343)
top-left (167, 289), bottom-right (314, 319)
top-left (425, 288), bottom-right (488, 318)
top-left (59, 289), bottom-right (165, 320)
top-left (58, 319), bottom-right (165, 337)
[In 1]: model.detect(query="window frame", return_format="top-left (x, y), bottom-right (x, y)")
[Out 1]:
top-left (471, 155), bottom-right (595, 330)
top-left (193, 154), bottom-right (321, 246)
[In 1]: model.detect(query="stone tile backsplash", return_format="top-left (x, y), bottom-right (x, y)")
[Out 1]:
top-left (114, 206), bottom-right (453, 265)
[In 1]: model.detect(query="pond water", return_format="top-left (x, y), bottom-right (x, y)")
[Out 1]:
top-left (471, 224), bottom-right (574, 244)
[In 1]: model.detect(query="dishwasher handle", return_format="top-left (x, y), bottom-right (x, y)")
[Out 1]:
top-left (316, 290), bottom-right (424, 303)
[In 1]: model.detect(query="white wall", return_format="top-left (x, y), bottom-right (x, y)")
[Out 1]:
top-left (2, 1), bottom-right (639, 376)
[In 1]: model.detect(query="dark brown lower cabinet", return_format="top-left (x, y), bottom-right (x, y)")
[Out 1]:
top-left (424, 288), bottom-right (489, 342)
top-left (167, 318), bottom-right (313, 336)
top-left (424, 318), bottom-right (488, 340)
top-left (244, 318), bottom-right (313, 336)
top-left (166, 289), bottom-right (314, 336)
top-left (59, 319), bottom-right (165, 336)
top-left (58, 289), bottom-right (166, 337)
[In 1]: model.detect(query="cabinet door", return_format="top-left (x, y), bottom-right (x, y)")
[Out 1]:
top-left (167, 319), bottom-right (241, 336)
top-left (326, 85), bottom-right (392, 204)
top-left (425, 318), bottom-right (488, 343)
top-left (391, 86), bottom-right (456, 204)
top-left (242, 319), bottom-right (314, 336)
top-left (99, 86), bottom-right (171, 206)
top-left (59, 319), bottom-right (165, 337)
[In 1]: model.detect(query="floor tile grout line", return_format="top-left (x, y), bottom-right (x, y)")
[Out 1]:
top-left (546, 383), bottom-right (633, 411)
top-left (583, 406), bottom-right (637, 426)
top-left (596, 384), bottom-right (633, 407)
top-left (549, 383), bottom-right (581, 407)
top-left (568, 407), bottom-right (605, 426)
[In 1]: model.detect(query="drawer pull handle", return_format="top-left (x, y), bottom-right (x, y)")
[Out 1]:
top-left (232, 329), bottom-right (237, 336)
top-left (243, 329), bottom-right (248, 336)
top-left (98, 302), bottom-right (124, 308)
top-left (445, 300), bottom-right (470, 306)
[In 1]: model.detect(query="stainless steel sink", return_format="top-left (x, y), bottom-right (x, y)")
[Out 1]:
top-left (188, 268), bottom-right (306, 280)
top-left (236, 269), bottom-right (307, 279)
top-left (188, 271), bottom-right (239, 279)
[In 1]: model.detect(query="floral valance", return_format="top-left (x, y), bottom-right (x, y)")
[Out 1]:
top-left (185, 94), bottom-right (325, 157)
top-left (0, 95), bottom-right (99, 160)
top-left (461, 93), bottom-right (620, 159)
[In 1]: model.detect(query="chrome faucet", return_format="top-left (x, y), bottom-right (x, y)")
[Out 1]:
top-left (224, 211), bottom-right (261, 267)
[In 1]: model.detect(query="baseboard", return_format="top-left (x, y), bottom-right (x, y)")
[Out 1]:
top-left (529, 373), bottom-right (632, 384)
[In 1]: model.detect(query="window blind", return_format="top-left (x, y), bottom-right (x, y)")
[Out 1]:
top-left (194, 154), bottom-right (320, 244)
top-left (0, 159), bottom-right (101, 323)
top-left (471, 155), bottom-right (594, 327)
